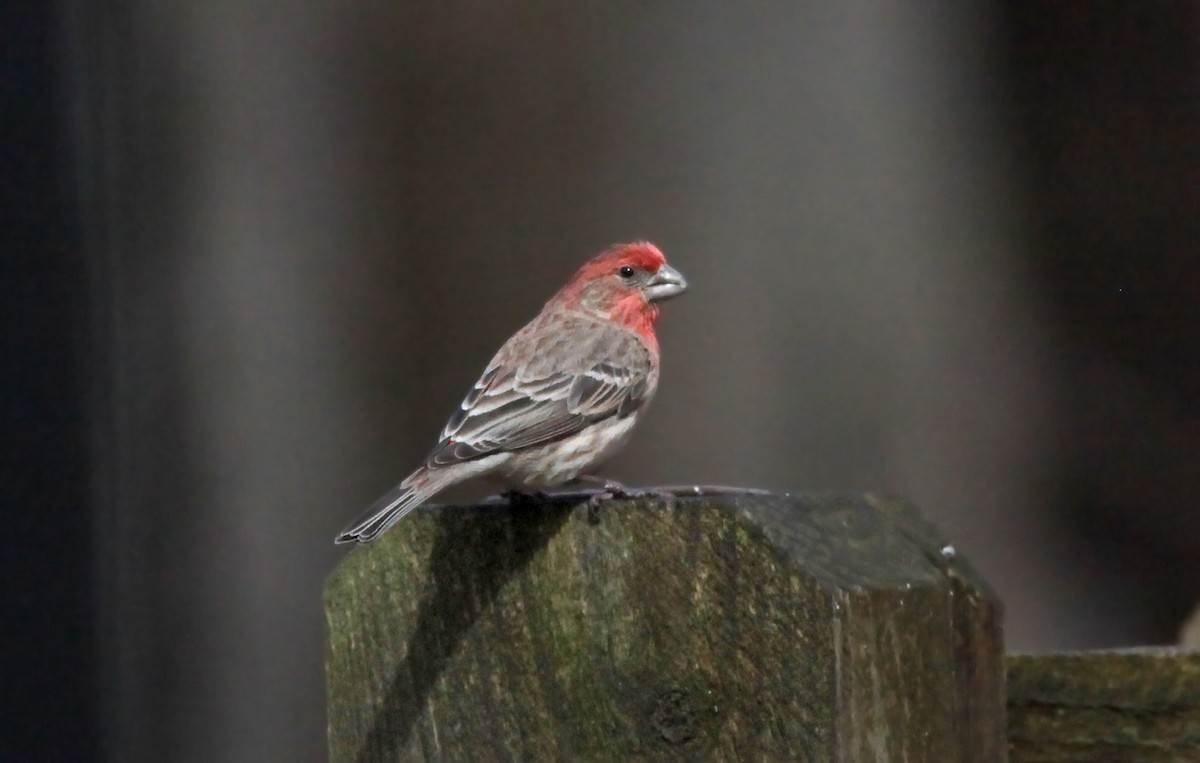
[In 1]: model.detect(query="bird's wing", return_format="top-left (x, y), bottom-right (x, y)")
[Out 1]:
top-left (427, 319), bottom-right (653, 468)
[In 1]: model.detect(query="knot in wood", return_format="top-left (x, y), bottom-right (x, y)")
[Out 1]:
top-left (651, 688), bottom-right (696, 744)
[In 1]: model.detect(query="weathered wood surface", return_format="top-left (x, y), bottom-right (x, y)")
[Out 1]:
top-left (1008, 648), bottom-right (1200, 762)
top-left (325, 492), bottom-right (1005, 762)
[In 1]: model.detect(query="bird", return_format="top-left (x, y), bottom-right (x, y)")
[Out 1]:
top-left (335, 241), bottom-right (688, 544)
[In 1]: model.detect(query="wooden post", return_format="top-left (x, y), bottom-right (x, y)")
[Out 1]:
top-left (325, 492), bottom-right (1005, 762)
top-left (1008, 648), bottom-right (1200, 762)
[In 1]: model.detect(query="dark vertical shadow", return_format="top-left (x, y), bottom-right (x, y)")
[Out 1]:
top-left (354, 499), bottom-right (575, 763)
top-left (62, 1), bottom-right (211, 758)
top-left (0, 1), bottom-right (94, 759)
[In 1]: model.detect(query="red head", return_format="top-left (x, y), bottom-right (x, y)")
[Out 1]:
top-left (552, 242), bottom-right (688, 343)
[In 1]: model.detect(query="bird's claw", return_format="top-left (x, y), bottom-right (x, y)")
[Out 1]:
top-left (586, 492), bottom-right (607, 524)
top-left (583, 484), bottom-right (678, 523)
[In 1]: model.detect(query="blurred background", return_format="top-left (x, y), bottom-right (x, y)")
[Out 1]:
top-left (4, 1), bottom-right (1199, 760)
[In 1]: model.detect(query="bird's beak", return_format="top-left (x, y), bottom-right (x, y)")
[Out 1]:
top-left (645, 263), bottom-right (688, 302)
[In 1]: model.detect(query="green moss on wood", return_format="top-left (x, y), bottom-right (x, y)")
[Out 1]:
top-left (325, 492), bottom-right (1003, 762)
top-left (1008, 648), bottom-right (1200, 762)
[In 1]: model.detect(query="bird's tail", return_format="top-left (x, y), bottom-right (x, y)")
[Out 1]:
top-left (335, 468), bottom-right (443, 544)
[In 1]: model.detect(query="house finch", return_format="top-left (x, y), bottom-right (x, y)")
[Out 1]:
top-left (335, 241), bottom-right (688, 544)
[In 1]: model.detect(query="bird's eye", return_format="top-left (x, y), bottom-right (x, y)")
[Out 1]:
top-left (618, 266), bottom-right (636, 279)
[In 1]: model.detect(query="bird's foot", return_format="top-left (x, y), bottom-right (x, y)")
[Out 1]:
top-left (614, 485), bottom-right (681, 508)
top-left (572, 477), bottom-right (680, 523)
top-left (571, 475), bottom-right (629, 494)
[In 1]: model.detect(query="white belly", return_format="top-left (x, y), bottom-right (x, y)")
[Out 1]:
top-left (495, 416), bottom-right (640, 488)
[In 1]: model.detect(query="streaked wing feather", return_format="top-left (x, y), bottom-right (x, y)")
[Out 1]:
top-left (440, 365), bottom-right (502, 441)
top-left (617, 378), bottom-right (648, 418)
top-left (567, 361), bottom-right (639, 413)
top-left (427, 355), bottom-right (650, 468)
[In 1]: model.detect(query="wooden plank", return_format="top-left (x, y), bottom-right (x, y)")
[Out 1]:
top-left (1008, 648), bottom-right (1200, 762)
